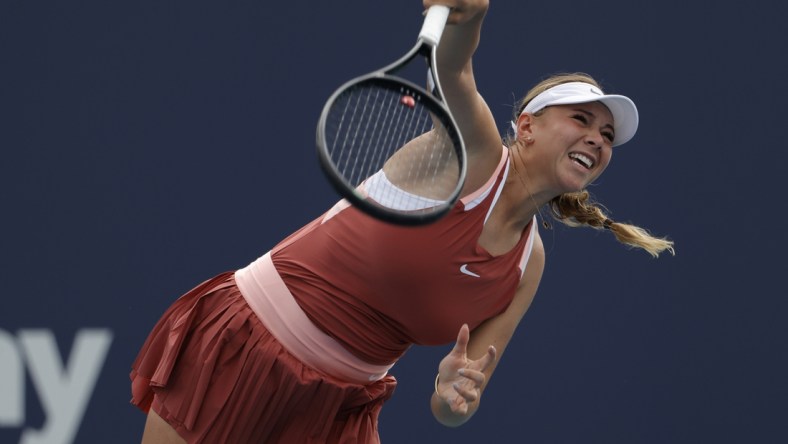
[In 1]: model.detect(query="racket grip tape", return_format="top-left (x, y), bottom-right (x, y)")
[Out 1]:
top-left (419, 5), bottom-right (451, 46)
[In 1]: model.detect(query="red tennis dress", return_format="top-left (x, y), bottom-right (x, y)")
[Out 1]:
top-left (130, 148), bottom-right (537, 443)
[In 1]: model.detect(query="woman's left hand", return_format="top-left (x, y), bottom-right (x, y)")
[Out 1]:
top-left (435, 323), bottom-right (497, 416)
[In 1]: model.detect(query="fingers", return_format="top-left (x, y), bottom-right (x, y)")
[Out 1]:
top-left (449, 323), bottom-right (470, 357)
top-left (453, 380), bottom-right (480, 403)
top-left (457, 367), bottom-right (484, 386)
top-left (448, 325), bottom-right (497, 371)
top-left (451, 396), bottom-right (469, 415)
top-left (422, 0), bottom-right (489, 24)
top-left (436, 324), bottom-right (500, 417)
top-left (448, 369), bottom-right (482, 415)
top-left (475, 344), bottom-right (497, 371)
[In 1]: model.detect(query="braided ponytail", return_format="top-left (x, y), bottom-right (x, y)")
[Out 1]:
top-left (549, 191), bottom-right (675, 258)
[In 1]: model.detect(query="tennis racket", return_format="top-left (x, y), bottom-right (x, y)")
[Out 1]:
top-left (317, 5), bottom-right (466, 226)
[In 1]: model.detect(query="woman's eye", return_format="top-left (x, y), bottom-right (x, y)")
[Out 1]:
top-left (572, 114), bottom-right (588, 124)
top-left (603, 132), bottom-right (615, 143)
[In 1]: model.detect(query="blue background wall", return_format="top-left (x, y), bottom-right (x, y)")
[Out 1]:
top-left (2, 1), bottom-right (786, 443)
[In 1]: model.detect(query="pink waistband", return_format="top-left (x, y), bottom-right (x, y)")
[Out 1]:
top-left (234, 252), bottom-right (393, 384)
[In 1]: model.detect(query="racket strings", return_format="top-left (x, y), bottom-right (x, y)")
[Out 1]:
top-left (371, 88), bottom-right (405, 180)
top-left (388, 100), bottom-right (457, 203)
top-left (325, 82), bottom-right (461, 212)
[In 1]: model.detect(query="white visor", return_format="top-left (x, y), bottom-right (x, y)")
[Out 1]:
top-left (520, 82), bottom-right (639, 147)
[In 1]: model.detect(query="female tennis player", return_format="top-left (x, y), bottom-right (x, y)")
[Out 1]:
top-left (130, 0), bottom-right (674, 442)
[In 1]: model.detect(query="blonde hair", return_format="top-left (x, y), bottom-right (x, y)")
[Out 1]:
top-left (549, 191), bottom-right (675, 258)
top-left (508, 73), bottom-right (675, 258)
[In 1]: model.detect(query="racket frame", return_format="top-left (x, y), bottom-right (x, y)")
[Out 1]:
top-left (316, 6), bottom-right (467, 225)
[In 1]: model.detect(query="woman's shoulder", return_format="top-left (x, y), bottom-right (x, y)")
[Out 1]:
top-left (459, 145), bottom-right (508, 203)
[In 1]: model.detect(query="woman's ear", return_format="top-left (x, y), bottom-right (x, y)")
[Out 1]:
top-left (515, 112), bottom-right (534, 141)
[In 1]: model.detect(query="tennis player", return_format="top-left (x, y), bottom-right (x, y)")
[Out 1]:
top-left (130, 0), bottom-right (674, 442)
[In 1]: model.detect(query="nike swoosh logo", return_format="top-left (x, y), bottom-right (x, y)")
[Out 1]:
top-left (460, 264), bottom-right (480, 278)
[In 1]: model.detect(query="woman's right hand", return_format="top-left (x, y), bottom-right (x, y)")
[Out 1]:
top-left (423, 0), bottom-right (489, 25)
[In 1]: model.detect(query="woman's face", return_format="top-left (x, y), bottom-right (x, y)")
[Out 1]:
top-left (531, 101), bottom-right (615, 193)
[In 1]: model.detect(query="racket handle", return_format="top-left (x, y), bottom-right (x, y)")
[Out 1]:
top-left (419, 5), bottom-right (450, 46)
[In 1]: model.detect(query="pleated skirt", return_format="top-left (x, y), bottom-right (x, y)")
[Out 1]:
top-left (130, 272), bottom-right (397, 443)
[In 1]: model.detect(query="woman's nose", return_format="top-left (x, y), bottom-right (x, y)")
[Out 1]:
top-left (585, 131), bottom-right (604, 148)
